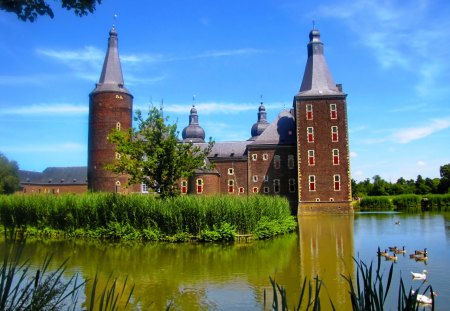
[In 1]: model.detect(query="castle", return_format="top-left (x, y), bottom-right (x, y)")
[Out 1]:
top-left (20, 26), bottom-right (352, 213)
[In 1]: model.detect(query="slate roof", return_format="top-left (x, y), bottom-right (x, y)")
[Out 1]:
top-left (297, 29), bottom-right (343, 97)
top-left (91, 27), bottom-right (131, 95)
top-left (19, 167), bottom-right (87, 185)
top-left (251, 110), bottom-right (296, 145)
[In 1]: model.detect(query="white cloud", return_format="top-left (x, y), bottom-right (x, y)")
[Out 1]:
top-left (392, 118), bottom-right (450, 143)
top-left (0, 104), bottom-right (88, 116)
top-left (417, 161), bottom-right (425, 166)
top-left (314, 0), bottom-right (450, 97)
top-left (36, 46), bottom-right (103, 63)
top-left (135, 101), bottom-right (287, 115)
top-left (350, 151), bottom-right (358, 157)
top-left (1, 142), bottom-right (86, 153)
top-left (0, 74), bottom-right (56, 85)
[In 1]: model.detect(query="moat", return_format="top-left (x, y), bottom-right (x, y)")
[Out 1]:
top-left (1, 212), bottom-right (449, 310)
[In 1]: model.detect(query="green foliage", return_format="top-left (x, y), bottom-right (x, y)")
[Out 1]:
top-left (0, 0), bottom-right (102, 22)
top-left (199, 222), bottom-right (236, 242)
top-left (0, 153), bottom-right (20, 195)
top-left (106, 106), bottom-right (214, 198)
top-left (438, 163), bottom-right (450, 194)
top-left (0, 193), bottom-right (295, 242)
top-left (422, 194), bottom-right (450, 211)
top-left (0, 242), bottom-right (84, 310)
top-left (392, 194), bottom-right (421, 212)
top-left (359, 196), bottom-right (394, 211)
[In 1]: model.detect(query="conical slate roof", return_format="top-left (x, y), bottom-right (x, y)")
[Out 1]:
top-left (297, 29), bottom-right (342, 97)
top-left (91, 27), bottom-right (130, 95)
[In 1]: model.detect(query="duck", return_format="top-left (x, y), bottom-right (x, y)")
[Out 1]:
top-left (415, 248), bottom-right (427, 255)
top-left (394, 246), bottom-right (406, 254)
top-left (411, 270), bottom-right (427, 280)
top-left (409, 253), bottom-right (417, 259)
top-left (411, 290), bottom-right (437, 304)
top-left (388, 246), bottom-right (398, 251)
top-left (395, 220), bottom-right (400, 225)
top-left (414, 252), bottom-right (428, 262)
top-left (385, 253), bottom-right (397, 261)
top-left (377, 248), bottom-right (389, 257)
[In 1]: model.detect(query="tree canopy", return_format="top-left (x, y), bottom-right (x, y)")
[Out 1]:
top-left (352, 164), bottom-right (450, 197)
top-left (0, 153), bottom-right (20, 194)
top-left (0, 0), bottom-right (101, 22)
top-left (107, 107), bottom-right (214, 198)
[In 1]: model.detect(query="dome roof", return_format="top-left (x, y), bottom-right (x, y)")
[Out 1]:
top-left (249, 102), bottom-right (269, 140)
top-left (182, 105), bottom-right (205, 143)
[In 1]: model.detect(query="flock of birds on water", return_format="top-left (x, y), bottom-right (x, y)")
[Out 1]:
top-left (376, 222), bottom-right (437, 305)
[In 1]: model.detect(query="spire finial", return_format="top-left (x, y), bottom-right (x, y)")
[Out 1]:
top-left (192, 94), bottom-right (196, 107)
top-left (113, 14), bottom-right (118, 28)
top-left (312, 20), bottom-right (315, 30)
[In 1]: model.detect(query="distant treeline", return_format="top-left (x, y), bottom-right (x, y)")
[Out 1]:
top-left (352, 163), bottom-right (450, 197)
top-left (357, 194), bottom-right (450, 212)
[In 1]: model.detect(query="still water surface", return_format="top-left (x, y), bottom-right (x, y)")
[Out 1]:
top-left (1, 212), bottom-right (449, 310)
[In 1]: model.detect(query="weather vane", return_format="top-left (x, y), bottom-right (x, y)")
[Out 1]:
top-left (312, 20), bottom-right (315, 29)
top-left (192, 94), bottom-right (196, 107)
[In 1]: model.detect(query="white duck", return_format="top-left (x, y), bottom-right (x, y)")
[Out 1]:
top-left (411, 270), bottom-right (427, 280)
top-left (411, 290), bottom-right (437, 304)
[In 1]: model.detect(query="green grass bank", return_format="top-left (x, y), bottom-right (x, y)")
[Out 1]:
top-left (0, 194), bottom-right (296, 242)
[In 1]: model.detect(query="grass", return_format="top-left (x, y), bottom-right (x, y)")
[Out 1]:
top-left (270, 251), bottom-right (436, 310)
top-left (0, 194), bottom-right (296, 242)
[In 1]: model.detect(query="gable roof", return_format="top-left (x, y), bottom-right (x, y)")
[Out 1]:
top-left (251, 110), bottom-right (296, 145)
top-left (19, 167), bottom-right (87, 185)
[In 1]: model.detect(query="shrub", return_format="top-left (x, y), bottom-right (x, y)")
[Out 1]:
top-left (392, 194), bottom-right (421, 212)
top-left (359, 196), bottom-right (394, 211)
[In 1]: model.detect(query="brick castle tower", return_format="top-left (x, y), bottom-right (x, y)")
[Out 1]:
top-left (88, 27), bottom-right (133, 192)
top-left (295, 28), bottom-right (352, 212)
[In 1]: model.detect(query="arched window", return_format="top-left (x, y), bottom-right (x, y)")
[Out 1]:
top-left (289, 179), bottom-right (296, 193)
top-left (308, 150), bottom-right (315, 166)
top-left (288, 155), bottom-right (295, 169)
top-left (330, 104), bottom-right (337, 119)
top-left (181, 180), bottom-right (188, 194)
top-left (306, 104), bottom-right (313, 120)
top-left (334, 174), bottom-right (341, 191)
top-left (309, 175), bottom-right (316, 191)
top-left (331, 126), bottom-right (339, 142)
top-left (273, 179), bottom-right (280, 194)
top-left (307, 127), bottom-right (314, 142)
top-left (332, 149), bottom-right (340, 165)
top-left (274, 155), bottom-right (281, 169)
top-left (228, 179), bottom-right (234, 193)
top-left (196, 178), bottom-right (203, 194)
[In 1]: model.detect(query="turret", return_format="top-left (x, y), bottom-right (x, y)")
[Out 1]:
top-left (182, 105), bottom-right (206, 143)
top-left (249, 102), bottom-right (269, 140)
top-left (88, 27), bottom-right (133, 193)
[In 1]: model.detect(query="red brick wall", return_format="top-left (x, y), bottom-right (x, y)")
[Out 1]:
top-left (212, 159), bottom-right (248, 195)
top-left (21, 184), bottom-right (87, 194)
top-left (247, 146), bottom-right (297, 201)
top-left (187, 173), bottom-right (220, 195)
top-left (88, 91), bottom-right (133, 193)
top-left (295, 96), bottom-right (352, 207)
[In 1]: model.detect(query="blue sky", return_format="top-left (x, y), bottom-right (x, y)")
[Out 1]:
top-left (0, 0), bottom-right (449, 182)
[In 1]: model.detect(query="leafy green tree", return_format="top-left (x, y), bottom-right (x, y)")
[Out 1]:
top-left (107, 107), bottom-right (214, 198)
top-left (438, 163), bottom-right (450, 193)
top-left (414, 175), bottom-right (431, 195)
top-left (0, 153), bottom-right (20, 194)
top-left (368, 175), bottom-right (388, 196)
top-left (0, 0), bottom-right (101, 22)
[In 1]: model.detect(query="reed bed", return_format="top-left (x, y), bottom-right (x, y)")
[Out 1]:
top-left (0, 194), bottom-right (295, 241)
top-left (358, 194), bottom-right (450, 212)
